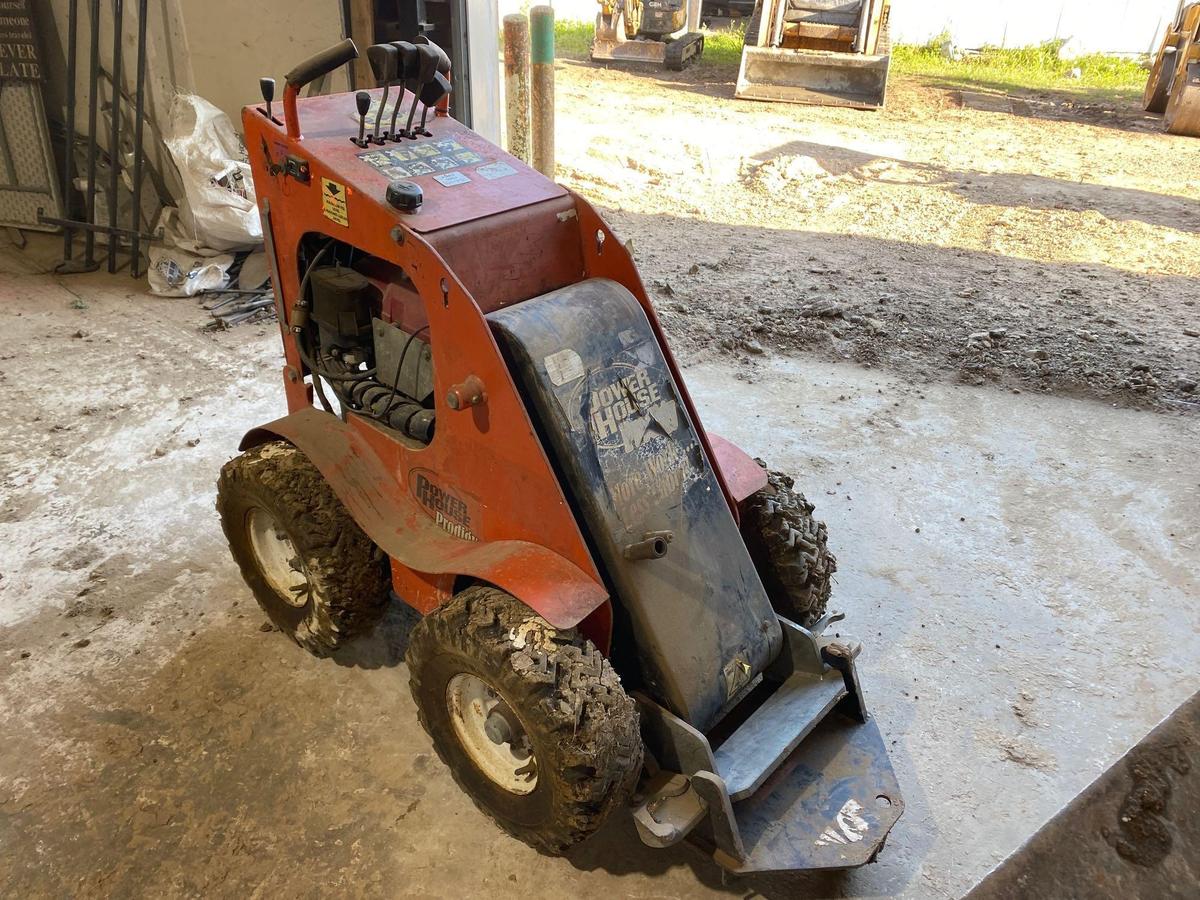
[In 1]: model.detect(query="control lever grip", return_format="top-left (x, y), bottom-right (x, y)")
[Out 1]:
top-left (391, 41), bottom-right (420, 79)
top-left (389, 42), bottom-right (420, 138)
top-left (415, 36), bottom-right (452, 119)
top-left (419, 71), bottom-right (452, 106)
top-left (367, 44), bottom-right (400, 140)
top-left (282, 38), bottom-right (358, 138)
top-left (414, 35), bottom-right (451, 75)
top-left (366, 43), bottom-right (398, 85)
top-left (404, 44), bottom-right (440, 137)
top-left (284, 38), bottom-right (358, 89)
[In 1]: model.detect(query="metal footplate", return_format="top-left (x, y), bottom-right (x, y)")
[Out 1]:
top-left (632, 618), bottom-right (904, 873)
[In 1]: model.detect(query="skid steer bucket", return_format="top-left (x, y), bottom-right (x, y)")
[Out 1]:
top-left (736, 46), bottom-right (890, 108)
top-left (735, 0), bottom-right (892, 109)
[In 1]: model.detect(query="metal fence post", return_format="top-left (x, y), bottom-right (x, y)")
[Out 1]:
top-left (503, 13), bottom-right (531, 165)
top-left (529, 5), bottom-right (554, 179)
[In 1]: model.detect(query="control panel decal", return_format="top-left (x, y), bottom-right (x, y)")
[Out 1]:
top-left (476, 162), bottom-right (518, 181)
top-left (358, 138), bottom-right (484, 179)
top-left (433, 171), bottom-right (470, 187)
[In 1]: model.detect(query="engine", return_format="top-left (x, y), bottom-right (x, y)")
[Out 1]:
top-left (291, 237), bottom-right (435, 443)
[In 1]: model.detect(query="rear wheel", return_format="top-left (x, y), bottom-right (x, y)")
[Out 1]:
top-left (1165, 50), bottom-right (1200, 135)
top-left (216, 441), bottom-right (389, 654)
top-left (1145, 45), bottom-right (1179, 113)
top-left (741, 461), bottom-right (836, 627)
top-left (406, 586), bottom-right (642, 854)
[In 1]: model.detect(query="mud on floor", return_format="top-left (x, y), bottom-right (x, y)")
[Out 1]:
top-left (554, 62), bottom-right (1200, 412)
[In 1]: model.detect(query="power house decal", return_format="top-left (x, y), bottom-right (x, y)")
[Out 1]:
top-left (408, 469), bottom-right (480, 541)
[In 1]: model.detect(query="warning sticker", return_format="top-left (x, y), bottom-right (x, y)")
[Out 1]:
top-left (321, 178), bottom-right (349, 227)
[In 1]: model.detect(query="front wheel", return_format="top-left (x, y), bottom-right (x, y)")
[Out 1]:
top-left (216, 441), bottom-right (389, 654)
top-left (741, 461), bottom-right (837, 627)
top-left (406, 586), bottom-right (643, 854)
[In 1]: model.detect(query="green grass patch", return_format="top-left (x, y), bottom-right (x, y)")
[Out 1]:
top-left (892, 34), bottom-right (1148, 100)
top-left (551, 18), bottom-right (747, 69)
top-left (554, 19), bottom-right (594, 60)
top-left (549, 19), bottom-right (1147, 101)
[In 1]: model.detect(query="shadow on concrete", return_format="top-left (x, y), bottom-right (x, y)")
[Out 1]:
top-left (753, 138), bottom-right (1200, 234)
top-left (328, 597), bottom-right (421, 669)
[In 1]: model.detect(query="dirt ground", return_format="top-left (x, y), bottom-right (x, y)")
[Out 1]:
top-left (1, 62), bottom-right (1199, 898)
top-left (554, 61), bottom-right (1200, 411)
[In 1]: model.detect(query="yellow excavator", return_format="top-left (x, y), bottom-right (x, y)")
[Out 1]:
top-left (593, 0), bottom-right (705, 70)
top-left (1145, 1), bottom-right (1200, 136)
top-left (735, 0), bottom-right (891, 108)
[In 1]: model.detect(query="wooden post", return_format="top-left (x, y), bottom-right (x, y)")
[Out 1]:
top-left (347, 0), bottom-right (374, 90)
top-left (529, 5), bottom-right (555, 179)
top-left (503, 14), bottom-right (531, 164)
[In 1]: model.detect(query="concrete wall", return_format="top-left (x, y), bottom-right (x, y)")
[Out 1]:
top-left (498, 0), bottom-right (1180, 54)
top-left (36, 0), bottom-right (348, 134)
top-left (177, 0), bottom-right (349, 125)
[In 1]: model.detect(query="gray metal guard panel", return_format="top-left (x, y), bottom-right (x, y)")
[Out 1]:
top-left (489, 278), bottom-right (782, 732)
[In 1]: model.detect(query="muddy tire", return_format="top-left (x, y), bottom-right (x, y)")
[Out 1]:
top-left (1144, 46), bottom-right (1178, 113)
top-left (1165, 50), bottom-right (1200, 136)
top-left (406, 586), bottom-right (642, 854)
top-left (216, 440), bottom-right (388, 654)
top-left (741, 461), bottom-right (836, 627)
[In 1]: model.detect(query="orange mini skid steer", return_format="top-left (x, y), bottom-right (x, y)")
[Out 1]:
top-left (219, 38), bottom-right (902, 873)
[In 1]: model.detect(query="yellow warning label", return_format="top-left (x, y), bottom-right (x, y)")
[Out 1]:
top-left (321, 178), bottom-right (349, 227)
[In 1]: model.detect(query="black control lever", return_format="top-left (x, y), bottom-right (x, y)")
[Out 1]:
top-left (413, 36), bottom-right (452, 136)
top-left (404, 44), bottom-right (440, 142)
top-left (351, 90), bottom-right (372, 147)
top-left (259, 77), bottom-right (275, 120)
top-left (389, 41), bottom-right (420, 139)
top-left (415, 74), bottom-right (452, 136)
top-left (366, 43), bottom-right (399, 142)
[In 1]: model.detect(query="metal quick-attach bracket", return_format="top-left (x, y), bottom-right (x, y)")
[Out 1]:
top-left (631, 613), bottom-right (900, 873)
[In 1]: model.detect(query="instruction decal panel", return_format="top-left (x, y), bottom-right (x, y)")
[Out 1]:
top-left (358, 139), bottom-right (484, 179)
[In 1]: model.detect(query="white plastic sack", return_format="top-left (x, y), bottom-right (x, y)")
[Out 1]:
top-left (164, 93), bottom-right (262, 251)
top-left (147, 208), bottom-right (235, 296)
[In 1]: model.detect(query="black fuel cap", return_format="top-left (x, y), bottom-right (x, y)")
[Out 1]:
top-left (386, 180), bottom-right (423, 213)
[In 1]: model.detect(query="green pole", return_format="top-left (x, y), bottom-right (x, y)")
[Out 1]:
top-left (529, 5), bottom-right (555, 179)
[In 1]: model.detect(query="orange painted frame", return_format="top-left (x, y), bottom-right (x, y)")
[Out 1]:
top-left (240, 87), bottom-right (757, 651)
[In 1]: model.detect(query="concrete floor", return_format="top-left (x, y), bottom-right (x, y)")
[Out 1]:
top-left (1, 251), bottom-right (1197, 897)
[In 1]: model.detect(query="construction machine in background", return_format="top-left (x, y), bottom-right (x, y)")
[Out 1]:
top-left (736, 0), bottom-right (892, 109)
top-left (592, 0), bottom-right (706, 70)
top-left (1144, 2), bottom-right (1200, 136)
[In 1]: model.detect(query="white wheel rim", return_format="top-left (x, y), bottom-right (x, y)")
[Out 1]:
top-left (245, 507), bottom-right (309, 608)
top-left (446, 673), bottom-right (538, 794)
